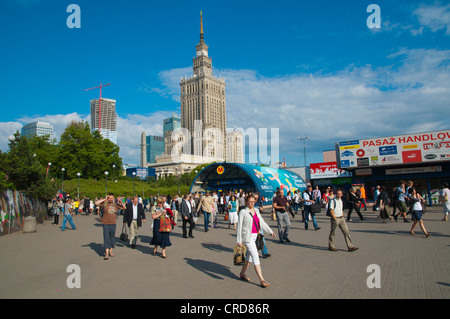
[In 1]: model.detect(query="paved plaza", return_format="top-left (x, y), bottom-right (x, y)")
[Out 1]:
top-left (0, 206), bottom-right (449, 299)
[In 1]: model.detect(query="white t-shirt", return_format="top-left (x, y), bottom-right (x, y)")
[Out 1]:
top-left (440, 188), bottom-right (450, 203)
top-left (329, 198), bottom-right (343, 217)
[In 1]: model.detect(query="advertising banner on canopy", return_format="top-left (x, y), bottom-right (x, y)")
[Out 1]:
top-left (337, 130), bottom-right (450, 169)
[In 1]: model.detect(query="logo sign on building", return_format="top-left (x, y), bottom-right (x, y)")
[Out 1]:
top-left (337, 130), bottom-right (450, 168)
top-left (310, 162), bottom-right (352, 179)
top-left (217, 166), bottom-right (225, 175)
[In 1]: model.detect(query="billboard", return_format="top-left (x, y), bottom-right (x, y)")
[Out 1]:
top-left (310, 162), bottom-right (352, 179)
top-left (337, 130), bottom-right (450, 169)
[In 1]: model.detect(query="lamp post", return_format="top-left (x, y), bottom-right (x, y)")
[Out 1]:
top-left (77, 172), bottom-right (81, 199)
top-left (105, 171), bottom-right (109, 196)
top-left (156, 173), bottom-right (160, 196)
top-left (132, 172), bottom-right (136, 196)
top-left (48, 162), bottom-right (52, 178)
top-left (297, 137), bottom-right (310, 167)
top-left (112, 164), bottom-right (116, 182)
top-left (61, 168), bottom-right (65, 192)
top-left (7, 135), bottom-right (15, 234)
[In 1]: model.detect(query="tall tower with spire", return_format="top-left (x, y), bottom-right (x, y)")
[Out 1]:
top-left (180, 11), bottom-right (226, 160)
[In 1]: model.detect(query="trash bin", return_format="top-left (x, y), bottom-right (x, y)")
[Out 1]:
top-left (23, 216), bottom-right (37, 233)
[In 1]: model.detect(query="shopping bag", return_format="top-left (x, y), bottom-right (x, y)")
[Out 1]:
top-left (233, 245), bottom-right (247, 266)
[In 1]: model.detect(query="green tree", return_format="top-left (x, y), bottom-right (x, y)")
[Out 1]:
top-left (0, 132), bottom-right (57, 200)
top-left (57, 121), bottom-right (123, 180)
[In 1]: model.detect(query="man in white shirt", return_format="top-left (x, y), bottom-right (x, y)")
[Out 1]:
top-left (440, 182), bottom-right (450, 221)
top-left (328, 189), bottom-right (358, 252)
top-left (123, 196), bottom-right (146, 249)
top-left (181, 193), bottom-right (195, 238)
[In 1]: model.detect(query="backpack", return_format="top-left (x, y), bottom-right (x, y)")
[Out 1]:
top-left (326, 198), bottom-right (337, 217)
top-left (394, 187), bottom-right (402, 201)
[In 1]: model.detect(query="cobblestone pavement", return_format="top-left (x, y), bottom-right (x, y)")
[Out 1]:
top-left (0, 206), bottom-right (449, 299)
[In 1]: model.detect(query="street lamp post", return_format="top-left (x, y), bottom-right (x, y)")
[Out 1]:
top-left (7, 135), bottom-right (15, 234)
top-left (77, 172), bottom-right (81, 199)
top-left (132, 172), bottom-right (136, 196)
top-left (48, 162), bottom-right (52, 178)
top-left (156, 173), bottom-right (160, 196)
top-left (61, 168), bottom-right (65, 192)
top-left (297, 137), bottom-right (310, 167)
top-left (105, 171), bottom-right (109, 196)
top-left (112, 164), bottom-right (116, 182)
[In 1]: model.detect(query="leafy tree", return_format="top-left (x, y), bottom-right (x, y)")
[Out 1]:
top-left (0, 132), bottom-right (57, 200)
top-left (57, 121), bottom-right (123, 180)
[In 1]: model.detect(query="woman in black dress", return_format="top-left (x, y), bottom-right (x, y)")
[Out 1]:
top-left (151, 196), bottom-right (172, 258)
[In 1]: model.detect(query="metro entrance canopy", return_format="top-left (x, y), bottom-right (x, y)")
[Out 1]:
top-left (190, 163), bottom-right (307, 203)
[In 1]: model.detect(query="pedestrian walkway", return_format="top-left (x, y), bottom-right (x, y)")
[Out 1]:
top-left (0, 206), bottom-right (448, 299)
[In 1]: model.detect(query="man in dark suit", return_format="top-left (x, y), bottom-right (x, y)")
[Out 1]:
top-left (180, 193), bottom-right (195, 238)
top-left (123, 196), bottom-right (146, 248)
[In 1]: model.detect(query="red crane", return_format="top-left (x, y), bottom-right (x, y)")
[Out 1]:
top-left (84, 82), bottom-right (110, 130)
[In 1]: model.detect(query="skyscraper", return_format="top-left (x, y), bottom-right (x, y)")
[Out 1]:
top-left (90, 98), bottom-right (118, 144)
top-left (146, 135), bottom-right (164, 164)
top-left (180, 12), bottom-right (226, 159)
top-left (21, 121), bottom-right (53, 139)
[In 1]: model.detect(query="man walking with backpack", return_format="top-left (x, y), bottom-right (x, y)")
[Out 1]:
top-left (327, 189), bottom-right (358, 252)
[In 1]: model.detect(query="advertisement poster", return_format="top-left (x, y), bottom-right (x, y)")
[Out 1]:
top-left (337, 130), bottom-right (450, 169)
top-left (310, 162), bottom-right (352, 179)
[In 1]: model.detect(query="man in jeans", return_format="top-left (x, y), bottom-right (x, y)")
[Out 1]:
top-left (328, 189), bottom-right (359, 252)
top-left (303, 185), bottom-right (321, 230)
top-left (199, 191), bottom-right (214, 232)
top-left (61, 197), bottom-right (77, 231)
top-left (273, 190), bottom-right (291, 243)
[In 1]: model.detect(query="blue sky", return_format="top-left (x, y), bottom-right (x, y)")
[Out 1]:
top-left (1, 0), bottom-right (449, 167)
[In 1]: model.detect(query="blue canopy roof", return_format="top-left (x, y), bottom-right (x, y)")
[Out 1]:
top-left (190, 163), bottom-right (307, 202)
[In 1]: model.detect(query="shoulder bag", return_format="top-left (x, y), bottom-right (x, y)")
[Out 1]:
top-left (251, 212), bottom-right (264, 251)
top-left (159, 214), bottom-right (173, 233)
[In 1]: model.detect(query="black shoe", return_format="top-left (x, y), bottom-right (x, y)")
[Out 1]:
top-left (279, 240), bottom-right (285, 244)
top-left (130, 244), bottom-right (136, 249)
top-left (189, 235), bottom-right (195, 238)
top-left (315, 227), bottom-right (321, 231)
top-left (284, 238), bottom-right (291, 243)
top-left (182, 236), bottom-right (188, 238)
top-left (262, 253), bottom-right (271, 258)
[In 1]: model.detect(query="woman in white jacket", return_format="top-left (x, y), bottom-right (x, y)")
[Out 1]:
top-left (237, 194), bottom-right (276, 288)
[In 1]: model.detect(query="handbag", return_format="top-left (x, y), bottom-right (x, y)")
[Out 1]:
top-left (233, 245), bottom-right (247, 265)
top-left (310, 203), bottom-right (322, 213)
top-left (120, 224), bottom-right (128, 242)
top-left (224, 212), bottom-right (229, 221)
top-left (159, 215), bottom-right (172, 233)
top-left (251, 213), bottom-right (264, 251)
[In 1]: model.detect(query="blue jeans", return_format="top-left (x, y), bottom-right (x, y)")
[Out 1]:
top-left (61, 214), bottom-right (76, 230)
top-left (304, 206), bottom-right (319, 230)
top-left (204, 212), bottom-right (210, 231)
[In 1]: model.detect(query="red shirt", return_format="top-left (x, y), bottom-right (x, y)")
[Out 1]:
top-left (251, 213), bottom-right (260, 234)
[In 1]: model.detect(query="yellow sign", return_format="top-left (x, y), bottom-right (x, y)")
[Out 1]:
top-left (403, 144), bottom-right (418, 149)
top-left (340, 145), bottom-right (359, 150)
top-left (217, 166), bottom-right (225, 175)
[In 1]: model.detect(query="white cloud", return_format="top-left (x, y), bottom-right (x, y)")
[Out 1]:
top-left (413, 3), bottom-right (450, 35)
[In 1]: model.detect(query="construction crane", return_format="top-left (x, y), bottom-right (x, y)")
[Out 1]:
top-left (84, 82), bottom-right (110, 131)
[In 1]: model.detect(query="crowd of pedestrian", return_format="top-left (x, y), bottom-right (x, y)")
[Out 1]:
top-left (45, 178), bottom-right (449, 289)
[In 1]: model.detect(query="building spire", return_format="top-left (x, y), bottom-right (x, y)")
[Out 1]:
top-left (200, 11), bottom-right (204, 41)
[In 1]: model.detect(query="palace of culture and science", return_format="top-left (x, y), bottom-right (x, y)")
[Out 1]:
top-left (145, 12), bottom-right (244, 178)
